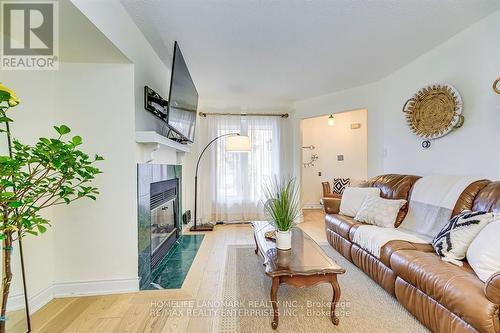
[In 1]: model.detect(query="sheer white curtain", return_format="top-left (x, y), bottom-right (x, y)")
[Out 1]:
top-left (198, 115), bottom-right (288, 222)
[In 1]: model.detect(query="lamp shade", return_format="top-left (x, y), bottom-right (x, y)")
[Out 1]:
top-left (226, 135), bottom-right (251, 152)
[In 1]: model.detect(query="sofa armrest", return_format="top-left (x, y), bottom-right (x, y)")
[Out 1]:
top-left (485, 271), bottom-right (500, 304)
top-left (380, 240), bottom-right (434, 268)
top-left (323, 197), bottom-right (341, 214)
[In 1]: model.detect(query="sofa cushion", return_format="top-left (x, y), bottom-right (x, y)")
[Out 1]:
top-left (325, 214), bottom-right (362, 240)
top-left (351, 225), bottom-right (429, 259)
top-left (390, 250), bottom-right (499, 333)
top-left (380, 240), bottom-right (434, 268)
top-left (351, 243), bottom-right (397, 295)
top-left (395, 277), bottom-right (488, 333)
top-left (366, 174), bottom-right (421, 227)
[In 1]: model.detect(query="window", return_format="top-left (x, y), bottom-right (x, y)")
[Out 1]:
top-left (200, 115), bottom-right (285, 222)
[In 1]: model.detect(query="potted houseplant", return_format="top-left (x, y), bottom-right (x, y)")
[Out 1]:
top-left (0, 83), bottom-right (103, 333)
top-left (263, 177), bottom-right (300, 250)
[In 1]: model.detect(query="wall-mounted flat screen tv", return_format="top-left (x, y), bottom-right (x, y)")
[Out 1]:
top-left (167, 42), bottom-right (198, 143)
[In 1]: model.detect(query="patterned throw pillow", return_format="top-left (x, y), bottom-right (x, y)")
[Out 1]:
top-left (432, 210), bottom-right (494, 265)
top-left (332, 178), bottom-right (350, 194)
top-left (354, 196), bottom-right (406, 228)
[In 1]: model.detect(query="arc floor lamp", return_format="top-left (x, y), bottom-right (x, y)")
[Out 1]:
top-left (191, 133), bottom-right (251, 231)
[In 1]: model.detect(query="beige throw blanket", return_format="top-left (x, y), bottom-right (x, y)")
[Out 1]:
top-left (353, 175), bottom-right (479, 258)
top-left (399, 175), bottom-right (479, 242)
top-left (353, 226), bottom-right (428, 258)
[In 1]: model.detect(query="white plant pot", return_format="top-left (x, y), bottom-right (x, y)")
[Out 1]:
top-left (276, 230), bottom-right (292, 250)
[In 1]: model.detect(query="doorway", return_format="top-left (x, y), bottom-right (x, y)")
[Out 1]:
top-left (300, 109), bottom-right (368, 209)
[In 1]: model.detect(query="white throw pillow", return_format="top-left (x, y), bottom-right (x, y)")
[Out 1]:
top-left (466, 217), bottom-right (500, 282)
top-left (339, 187), bottom-right (380, 217)
top-left (354, 196), bottom-right (407, 228)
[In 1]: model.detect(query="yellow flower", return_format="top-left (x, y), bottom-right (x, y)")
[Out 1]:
top-left (0, 83), bottom-right (20, 107)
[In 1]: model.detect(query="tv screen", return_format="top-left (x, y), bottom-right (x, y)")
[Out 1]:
top-left (167, 42), bottom-right (198, 143)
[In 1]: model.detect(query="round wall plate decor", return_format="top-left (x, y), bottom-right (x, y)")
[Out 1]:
top-left (403, 84), bottom-right (464, 139)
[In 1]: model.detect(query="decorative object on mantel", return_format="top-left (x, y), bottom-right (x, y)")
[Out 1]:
top-left (494, 77), bottom-right (500, 94)
top-left (191, 133), bottom-right (251, 231)
top-left (403, 84), bottom-right (464, 145)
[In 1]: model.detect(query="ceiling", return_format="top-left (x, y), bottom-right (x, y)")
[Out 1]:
top-left (121, 0), bottom-right (500, 107)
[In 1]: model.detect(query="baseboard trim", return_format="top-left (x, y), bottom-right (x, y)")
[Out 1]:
top-left (53, 277), bottom-right (139, 298)
top-left (19, 277), bottom-right (139, 315)
top-left (29, 285), bottom-right (54, 314)
top-left (302, 204), bottom-right (323, 210)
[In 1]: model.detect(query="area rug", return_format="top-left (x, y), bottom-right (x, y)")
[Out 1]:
top-left (217, 244), bottom-right (429, 332)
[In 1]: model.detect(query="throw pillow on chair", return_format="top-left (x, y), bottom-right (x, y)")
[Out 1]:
top-left (332, 178), bottom-right (350, 195)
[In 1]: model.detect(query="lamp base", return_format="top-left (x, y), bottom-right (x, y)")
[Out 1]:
top-left (190, 224), bottom-right (214, 232)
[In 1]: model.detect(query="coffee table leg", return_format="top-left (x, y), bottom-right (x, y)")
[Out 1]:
top-left (330, 274), bottom-right (341, 325)
top-left (270, 277), bottom-right (280, 329)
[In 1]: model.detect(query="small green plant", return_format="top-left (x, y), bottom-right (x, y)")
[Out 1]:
top-left (0, 83), bottom-right (103, 332)
top-left (262, 176), bottom-right (300, 232)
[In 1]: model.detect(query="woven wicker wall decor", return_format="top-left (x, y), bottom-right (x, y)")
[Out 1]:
top-left (403, 84), bottom-right (464, 140)
top-left (494, 77), bottom-right (500, 94)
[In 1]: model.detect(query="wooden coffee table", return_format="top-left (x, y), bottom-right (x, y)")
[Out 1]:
top-left (252, 221), bottom-right (345, 329)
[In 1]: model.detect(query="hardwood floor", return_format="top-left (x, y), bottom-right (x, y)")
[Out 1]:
top-left (32, 209), bottom-right (326, 333)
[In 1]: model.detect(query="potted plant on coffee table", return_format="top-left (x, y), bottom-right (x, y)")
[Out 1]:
top-left (263, 176), bottom-right (300, 250)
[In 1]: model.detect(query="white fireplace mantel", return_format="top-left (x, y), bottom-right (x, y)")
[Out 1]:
top-left (135, 131), bottom-right (190, 163)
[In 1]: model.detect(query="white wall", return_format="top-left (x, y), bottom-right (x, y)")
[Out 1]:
top-left (0, 71), bottom-right (57, 311)
top-left (379, 9), bottom-right (500, 178)
top-left (294, 9), bottom-right (500, 181)
top-left (293, 82), bottom-right (384, 182)
top-left (72, 0), bottom-right (184, 224)
top-left (71, 0), bottom-right (171, 134)
top-left (300, 110), bottom-right (367, 208)
top-left (0, 63), bottom-right (137, 311)
top-left (51, 63), bottom-right (136, 285)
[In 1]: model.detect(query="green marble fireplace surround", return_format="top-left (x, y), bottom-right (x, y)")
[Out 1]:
top-left (137, 163), bottom-right (184, 290)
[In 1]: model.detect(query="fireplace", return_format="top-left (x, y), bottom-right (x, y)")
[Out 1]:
top-left (137, 164), bottom-right (182, 290)
top-left (150, 179), bottom-right (178, 270)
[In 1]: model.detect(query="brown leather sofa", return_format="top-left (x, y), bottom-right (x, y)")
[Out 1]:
top-left (323, 174), bottom-right (500, 333)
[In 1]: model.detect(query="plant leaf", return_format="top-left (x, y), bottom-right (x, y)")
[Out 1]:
top-left (8, 201), bottom-right (22, 208)
top-left (54, 125), bottom-right (71, 135)
top-left (72, 136), bottom-right (82, 146)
